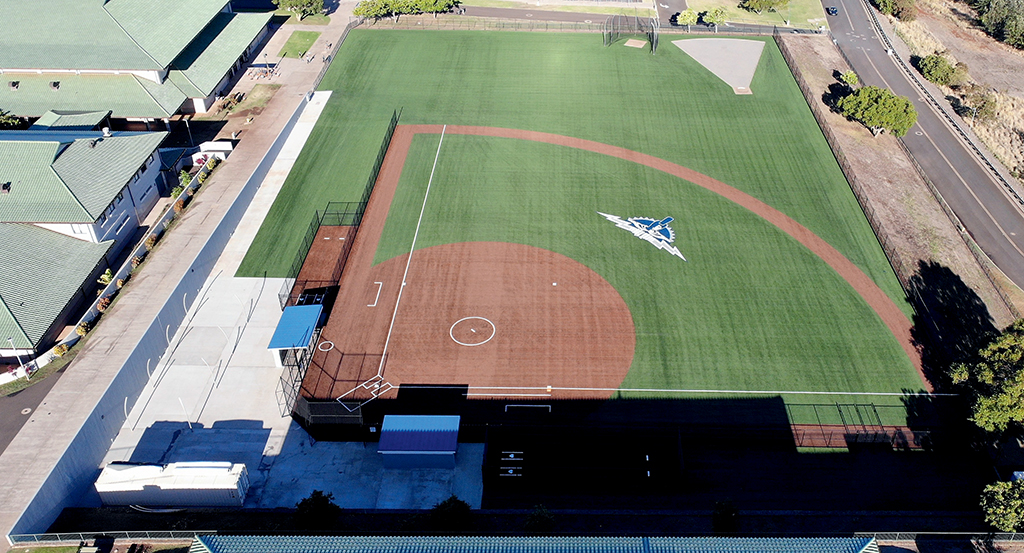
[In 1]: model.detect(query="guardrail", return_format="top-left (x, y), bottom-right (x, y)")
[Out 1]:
top-left (855, 0), bottom-right (1023, 208)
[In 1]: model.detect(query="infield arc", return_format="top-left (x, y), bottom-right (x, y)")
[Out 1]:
top-left (372, 241), bottom-right (636, 399)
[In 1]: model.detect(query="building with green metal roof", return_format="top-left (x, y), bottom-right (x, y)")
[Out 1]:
top-left (189, 536), bottom-right (881, 553)
top-left (0, 127), bottom-right (168, 356)
top-left (29, 110), bottom-right (111, 131)
top-left (0, 223), bottom-right (112, 354)
top-left (0, 0), bottom-right (273, 120)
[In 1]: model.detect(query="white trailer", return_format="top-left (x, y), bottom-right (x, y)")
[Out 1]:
top-left (95, 461), bottom-right (249, 507)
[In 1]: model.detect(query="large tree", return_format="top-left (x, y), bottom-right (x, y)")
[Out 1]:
top-left (702, 7), bottom-right (727, 29)
top-left (836, 85), bottom-right (917, 136)
top-left (981, 480), bottom-right (1024, 531)
top-left (273, 0), bottom-right (324, 19)
top-left (952, 319), bottom-right (1024, 432)
top-left (740, 0), bottom-right (790, 14)
top-left (353, 0), bottom-right (391, 18)
top-left (676, 8), bottom-right (698, 29)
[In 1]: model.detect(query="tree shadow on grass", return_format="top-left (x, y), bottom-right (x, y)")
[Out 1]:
top-left (907, 260), bottom-right (998, 393)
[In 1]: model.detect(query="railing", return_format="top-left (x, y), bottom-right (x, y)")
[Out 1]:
top-left (9, 530), bottom-right (214, 544)
top-left (855, 532), bottom-right (1022, 542)
top-left (854, 0), bottom-right (1023, 207)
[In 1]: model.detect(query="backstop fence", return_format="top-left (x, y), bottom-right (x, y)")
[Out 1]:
top-left (602, 14), bottom-right (659, 53)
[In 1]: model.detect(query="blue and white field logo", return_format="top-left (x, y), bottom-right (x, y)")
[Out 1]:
top-left (598, 212), bottom-right (687, 261)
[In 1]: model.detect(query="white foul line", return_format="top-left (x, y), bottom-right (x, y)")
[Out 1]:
top-left (376, 125), bottom-right (447, 376)
top-left (463, 386), bottom-right (957, 397)
top-left (367, 281), bottom-right (383, 307)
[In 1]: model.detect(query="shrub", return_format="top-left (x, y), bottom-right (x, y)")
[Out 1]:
top-left (53, 344), bottom-right (69, 357)
top-left (131, 256), bottom-right (144, 269)
top-left (145, 234), bottom-right (159, 249)
top-left (173, 198), bottom-right (186, 215)
top-left (179, 169), bottom-right (191, 187)
top-left (97, 296), bottom-right (112, 312)
top-left (116, 276), bottom-right (127, 288)
top-left (430, 495), bottom-right (472, 530)
top-left (295, 490), bottom-right (341, 528)
top-left (874, 0), bottom-right (915, 20)
top-left (75, 322), bottom-right (91, 336)
top-left (840, 70), bottom-right (859, 88)
top-left (206, 157), bottom-right (219, 170)
top-left (197, 172), bottom-right (207, 185)
top-left (171, 185), bottom-right (184, 198)
top-left (97, 268), bottom-right (113, 285)
top-left (918, 54), bottom-right (956, 85)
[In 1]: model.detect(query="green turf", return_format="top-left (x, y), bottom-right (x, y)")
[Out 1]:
top-left (239, 31), bottom-right (907, 321)
top-left (278, 30), bottom-right (321, 58)
top-left (237, 31), bottom-right (926, 409)
top-left (372, 134), bottom-right (925, 415)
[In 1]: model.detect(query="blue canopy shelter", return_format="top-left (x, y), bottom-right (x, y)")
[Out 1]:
top-left (267, 304), bottom-right (322, 368)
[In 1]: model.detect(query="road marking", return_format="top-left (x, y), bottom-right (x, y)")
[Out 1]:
top-left (856, 46), bottom-right (1024, 262)
top-left (367, 281), bottom-right (383, 307)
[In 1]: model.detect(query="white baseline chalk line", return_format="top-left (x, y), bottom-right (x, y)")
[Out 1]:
top-left (367, 281), bottom-right (383, 307)
top-left (463, 386), bottom-right (956, 397)
top-left (376, 125), bottom-right (447, 377)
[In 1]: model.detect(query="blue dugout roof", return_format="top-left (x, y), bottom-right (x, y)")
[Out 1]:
top-left (191, 536), bottom-right (880, 553)
top-left (267, 305), bottom-right (322, 350)
top-left (379, 415), bottom-right (460, 453)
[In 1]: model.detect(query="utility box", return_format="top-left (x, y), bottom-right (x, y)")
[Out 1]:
top-left (95, 461), bottom-right (249, 507)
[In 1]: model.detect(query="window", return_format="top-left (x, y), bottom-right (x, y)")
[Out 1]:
top-left (97, 213), bottom-right (107, 226)
top-left (140, 184), bottom-right (154, 200)
top-left (116, 215), bottom-right (132, 235)
top-left (116, 191), bottom-right (124, 204)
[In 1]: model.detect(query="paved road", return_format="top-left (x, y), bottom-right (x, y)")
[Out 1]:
top-left (0, 368), bottom-right (65, 453)
top-left (827, 0), bottom-right (1024, 289)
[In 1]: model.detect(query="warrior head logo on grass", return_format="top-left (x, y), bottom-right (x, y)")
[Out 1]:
top-left (598, 212), bottom-right (687, 261)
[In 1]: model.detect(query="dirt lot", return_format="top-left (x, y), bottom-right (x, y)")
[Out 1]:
top-left (778, 34), bottom-right (1015, 337)
top-left (915, 0), bottom-right (1024, 100)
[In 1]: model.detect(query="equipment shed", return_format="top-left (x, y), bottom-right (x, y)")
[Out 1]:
top-left (379, 415), bottom-right (460, 468)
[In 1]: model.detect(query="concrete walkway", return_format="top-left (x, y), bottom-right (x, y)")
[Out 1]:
top-left (0, 6), bottom-right (366, 538)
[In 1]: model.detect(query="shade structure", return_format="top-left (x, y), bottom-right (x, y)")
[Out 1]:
top-left (268, 305), bottom-right (323, 350)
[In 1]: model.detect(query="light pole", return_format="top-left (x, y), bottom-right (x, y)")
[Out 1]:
top-left (7, 337), bottom-right (25, 371)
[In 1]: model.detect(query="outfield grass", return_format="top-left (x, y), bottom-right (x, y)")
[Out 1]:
top-left (373, 134), bottom-right (923, 415)
top-left (239, 31), bottom-right (906, 315)
top-left (687, 0), bottom-right (829, 29)
top-left (278, 31), bottom-right (321, 58)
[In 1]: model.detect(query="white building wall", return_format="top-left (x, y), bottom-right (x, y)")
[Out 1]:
top-left (33, 222), bottom-right (98, 243)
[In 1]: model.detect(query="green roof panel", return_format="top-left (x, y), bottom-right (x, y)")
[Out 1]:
top-left (105, 0), bottom-right (231, 67)
top-left (0, 74), bottom-right (185, 118)
top-left (31, 110), bottom-right (111, 130)
top-left (0, 224), bottom-right (111, 348)
top-left (0, 130), bottom-right (166, 223)
top-left (168, 11), bottom-right (273, 98)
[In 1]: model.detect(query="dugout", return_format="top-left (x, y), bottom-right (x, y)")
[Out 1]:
top-left (267, 304), bottom-right (322, 368)
top-left (378, 415), bottom-right (460, 468)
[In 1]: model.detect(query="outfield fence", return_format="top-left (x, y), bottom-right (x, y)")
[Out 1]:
top-left (357, 15), bottom-right (786, 35)
top-left (312, 18), bottom-right (363, 92)
top-left (773, 31), bottom-right (1019, 333)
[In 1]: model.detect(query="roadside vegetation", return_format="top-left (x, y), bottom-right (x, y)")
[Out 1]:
top-left (686, 0), bottom-right (827, 28)
top-left (890, 4), bottom-right (1024, 180)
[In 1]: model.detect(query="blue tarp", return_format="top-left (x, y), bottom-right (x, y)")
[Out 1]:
top-left (267, 304), bottom-right (322, 350)
top-left (379, 415), bottom-right (460, 453)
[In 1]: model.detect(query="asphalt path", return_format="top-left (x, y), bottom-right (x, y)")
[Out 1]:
top-left (0, 367), bottom-right (65, 453)
top-left (826, 0), bottom-right (1024, 289)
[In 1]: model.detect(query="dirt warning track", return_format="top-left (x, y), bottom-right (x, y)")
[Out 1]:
top-left (300, 125), bottom-right (926, 402)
